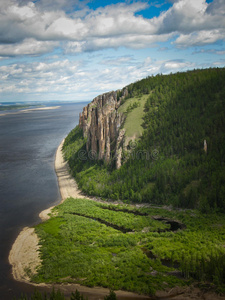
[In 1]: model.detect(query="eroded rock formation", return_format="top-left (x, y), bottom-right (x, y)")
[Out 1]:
top-left (79, 88), bottom-right (128, 168)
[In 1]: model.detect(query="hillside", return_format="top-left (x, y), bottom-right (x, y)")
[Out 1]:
top-left (63, 67), bottom-right (225, 212)
top-left (28, 67), bottom-right (225, 298)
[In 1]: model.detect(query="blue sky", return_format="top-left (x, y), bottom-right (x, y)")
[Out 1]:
top-left (0, 0), bottom-right (224, 102)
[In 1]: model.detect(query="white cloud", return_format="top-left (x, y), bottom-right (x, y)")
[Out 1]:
top-left (64, 33), bottom-right (174, 53)
top-left (175, 29), bottom-right (225, 47)
top-left (0, 0), bottom-right (224, 56)
top-left (162, 60), bottom-right (195, 71)
top-left (0, 54), bottom-right (199, 101)
top-left (0, 0), bottom-right (224, 102)
top-left (100, 56), bottom-right (134, 66)
top-left (158, 0), bottom-right (225, 47)
top-left (157, 0), bottom-right (208, 34)
top-left (0, 39), bottom-right (57, 56)
top-left (0, 59), bottom-right (81, 94)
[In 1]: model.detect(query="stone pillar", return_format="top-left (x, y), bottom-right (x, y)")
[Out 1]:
top-left (204, 139), bottom-right (207, 154)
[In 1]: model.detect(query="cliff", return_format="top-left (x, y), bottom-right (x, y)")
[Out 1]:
top-left (79, 88), bottom-right (128, 168)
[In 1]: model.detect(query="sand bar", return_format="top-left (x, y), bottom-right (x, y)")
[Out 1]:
top-left (0, 106), bottom-right (60, 117)
top-left (9, 227), bottom-right (41, 283)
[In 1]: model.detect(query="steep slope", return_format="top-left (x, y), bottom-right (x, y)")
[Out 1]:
top-left (63, 67), bottom-right (225, 211)
top-left (79, 89), bottom-right (128, 168)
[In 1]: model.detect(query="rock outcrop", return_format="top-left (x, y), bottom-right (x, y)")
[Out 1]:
top-left (79, 88), bottom-right (128, 168)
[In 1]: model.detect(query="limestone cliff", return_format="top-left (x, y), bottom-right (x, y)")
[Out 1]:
top-left (79, 88), bottom-right (128, 168)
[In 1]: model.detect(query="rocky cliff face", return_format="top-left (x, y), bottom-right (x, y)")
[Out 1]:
top-left (79, 88), bottom-right (128, 168)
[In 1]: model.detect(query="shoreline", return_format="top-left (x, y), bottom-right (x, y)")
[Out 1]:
top-left (8, 139), bottom-right (150, 299)
top-left (39, 139), bottom-right (89, 222)
top-left (8, 139), bottom-right (225, 300)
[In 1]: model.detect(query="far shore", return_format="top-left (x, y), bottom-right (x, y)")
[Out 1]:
top-left (0, 106), bottom-right (60, 117)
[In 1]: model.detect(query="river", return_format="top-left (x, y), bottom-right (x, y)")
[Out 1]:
top-left (0, 102), bottom-right (85, 299)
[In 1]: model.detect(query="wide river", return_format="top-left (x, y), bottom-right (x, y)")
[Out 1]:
top-left (0, 102), bottom-right (86, 299)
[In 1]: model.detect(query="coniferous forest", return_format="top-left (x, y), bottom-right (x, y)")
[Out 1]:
top-left (63, 67), bottom-right (225, 212)
top-left (27, 68), bottom-right (225, 299)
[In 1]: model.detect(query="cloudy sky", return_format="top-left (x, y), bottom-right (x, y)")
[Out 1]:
top-left (0, 0), bottom-right (224, 102)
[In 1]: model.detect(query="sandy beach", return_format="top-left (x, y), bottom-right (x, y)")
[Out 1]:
top-left (39, 139), bottom-right (89, 222)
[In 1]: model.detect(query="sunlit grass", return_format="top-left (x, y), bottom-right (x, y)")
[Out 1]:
top-left (118, 94), bottom-right (148, 143)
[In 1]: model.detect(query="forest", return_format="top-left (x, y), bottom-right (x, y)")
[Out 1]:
top-left (63, 67), bottom-right (225, 212)
top-left (28, 68), bottom-right (225, 299)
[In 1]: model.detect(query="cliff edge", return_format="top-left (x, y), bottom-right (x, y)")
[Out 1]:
top-left (79, 88), bottom-right (128, 168)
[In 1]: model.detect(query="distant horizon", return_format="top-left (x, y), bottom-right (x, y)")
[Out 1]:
top-left (0, 100), bottom-right (90, 104)
top-left (1, 65), bottom-right (225, 104)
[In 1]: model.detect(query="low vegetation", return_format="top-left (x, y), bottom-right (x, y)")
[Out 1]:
top-left (32, 198), bottom-right (225, 295)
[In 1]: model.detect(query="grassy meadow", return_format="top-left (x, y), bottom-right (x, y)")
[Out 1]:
top-left (118, 94), bottom-right (148, 144)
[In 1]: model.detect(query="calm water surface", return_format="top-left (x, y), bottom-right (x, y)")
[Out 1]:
top-left (0, 103), bottom-right (85, 299)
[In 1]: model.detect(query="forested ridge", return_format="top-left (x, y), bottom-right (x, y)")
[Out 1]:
top-left (26, 68), bottom-right (225, 299)
top-left (63, 67), bottom-right (225, 212)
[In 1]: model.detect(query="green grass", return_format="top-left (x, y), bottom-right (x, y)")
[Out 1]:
top-left (33, 198), bottom-right (225, 295)
top-left (118, 95), bottom-right (148, 144)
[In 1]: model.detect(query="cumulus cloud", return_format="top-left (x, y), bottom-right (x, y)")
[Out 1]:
top-left (158, 0), bottom-right (225, 47)
top-left (34, 0), bottom-right (89, 12)
top-left (0, 0), bottom-right (224, 56)
top-left (0, 39), bottom-right (58, 56)
top-left (0, 1), bottom-right (148, 44)
top-left (175, 29), bottom-right (225, 47)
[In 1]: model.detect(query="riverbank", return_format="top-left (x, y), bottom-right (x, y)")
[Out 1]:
top-left (9, 138), bottom-right (92, 283)
top-left (8, 139), bottom-right (151, 299)
top-left (39, 139), bottom-right (90, 222)
top-left (8, 139), bottom-right (225, 300)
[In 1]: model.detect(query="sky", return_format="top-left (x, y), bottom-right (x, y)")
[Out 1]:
top-left (0, 0), bottom-right (224, 103)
